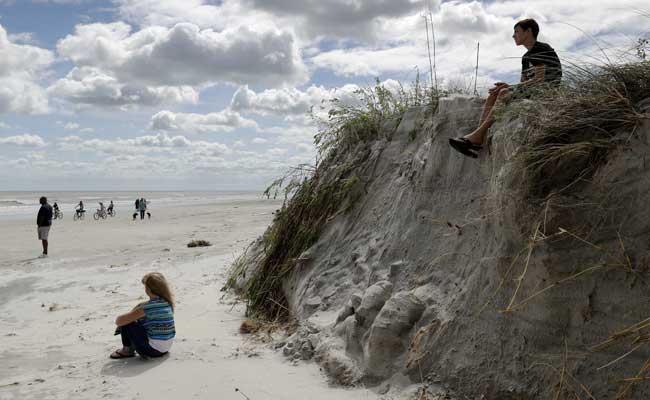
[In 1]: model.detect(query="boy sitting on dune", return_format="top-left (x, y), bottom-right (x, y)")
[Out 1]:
top-left (449, 18), bottom-right (562, 158)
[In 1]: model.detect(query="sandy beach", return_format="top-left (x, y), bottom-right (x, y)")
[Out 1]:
top-left (0, 195), bottom-right (379, 400)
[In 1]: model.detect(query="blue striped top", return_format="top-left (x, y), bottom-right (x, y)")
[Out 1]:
top-left (141, 298), bottom-right (175, 341)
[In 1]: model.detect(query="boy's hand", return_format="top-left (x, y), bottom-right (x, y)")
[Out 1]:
top-left (489, 82), bottom-right (509, 94)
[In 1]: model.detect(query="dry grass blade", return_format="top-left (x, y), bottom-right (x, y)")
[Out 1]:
top-left (508, 263), bottom-right (608, 312)
top-left (501, 221), bottom-right (541, 313)
top-left (616, 356), bottom-right (650, 399)
top-left (553, 339), bottom-right (569, 400)
top-left (531, 361), bottom-right (596, 400)
top-left (590, 317), bottom-right (650, 352)
top-left (476, 246), bottom-right (525, 315)
top-left (596, 343), bottom-right (644, 371)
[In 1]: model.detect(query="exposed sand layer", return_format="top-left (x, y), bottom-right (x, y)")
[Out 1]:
top-left (0, 198), bottom-right (380, 400)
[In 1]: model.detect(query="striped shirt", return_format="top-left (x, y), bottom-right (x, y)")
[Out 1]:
top-left (141, 298), bottom-right (175, 351)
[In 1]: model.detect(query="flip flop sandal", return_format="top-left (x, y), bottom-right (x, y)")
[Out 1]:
top-left (449, 137), bottom-right (483, 150)
top-left (110, 350), bottom-right (135, 359)
top-left (449, 139), bottom-right (479, 158)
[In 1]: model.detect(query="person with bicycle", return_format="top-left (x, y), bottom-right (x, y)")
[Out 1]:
top-left (139, 197), bottom-right (147, 220)
top-left (98, 202), bottom-right (106, 217)
top-left (107, 200), bottom-right (114, 215)
top-left (53, 202), bottom-right (61, 218)
top-left (75, 200), bottom-right (85, 218)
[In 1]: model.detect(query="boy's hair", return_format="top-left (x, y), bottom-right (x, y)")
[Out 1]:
top-left (39, 196), bottom-right (47, 204)
top-left (514, 18), bottom-right (539, 38)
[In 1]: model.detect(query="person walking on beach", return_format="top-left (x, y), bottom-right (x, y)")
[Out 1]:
top-left (449, 18), bottom-right (562, 158)
top-left (138, 197), bottom-right (147, 220)
top-left (36, 196), bottom-right (53, 257)
top-left (110, 272), bottom-right (175, 359)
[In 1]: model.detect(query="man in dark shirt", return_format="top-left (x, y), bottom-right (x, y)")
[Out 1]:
top-left (449, 18), bottom-right (562, 158)
top-left (37, 196), bottom-right (53, 257)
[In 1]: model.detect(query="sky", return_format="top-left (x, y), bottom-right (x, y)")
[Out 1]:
top-left (0, 0), bottom-right (647, 191)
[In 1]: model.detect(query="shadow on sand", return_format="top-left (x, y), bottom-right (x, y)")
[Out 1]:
top-left (100, 355), bottom-right (169, 378)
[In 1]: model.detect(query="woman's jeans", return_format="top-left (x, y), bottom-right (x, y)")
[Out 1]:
top-left (119, 321), bottom-right (166, 358)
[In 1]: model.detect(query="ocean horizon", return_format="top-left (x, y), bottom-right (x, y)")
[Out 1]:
top-left (0, 190), bottom-right (266, 221)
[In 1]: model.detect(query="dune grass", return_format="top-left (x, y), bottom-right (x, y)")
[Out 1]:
top-left (505, 60), bottom-right (650, 199)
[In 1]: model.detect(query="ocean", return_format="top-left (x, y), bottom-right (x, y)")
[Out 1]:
top-left (0, 191), bottom-right (264, 221)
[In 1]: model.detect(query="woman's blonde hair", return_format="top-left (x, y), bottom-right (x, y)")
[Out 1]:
top-left (142, 272), bottom-right (175, 311)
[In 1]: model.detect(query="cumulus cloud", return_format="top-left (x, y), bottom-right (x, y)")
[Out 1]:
top-left (437, 1), bottom-right (504, 35)
top-left (117, 0), bottom-right (427, 43)
top-left (309, 44), bottom-right (428, 77)
top-left (50, 21), bottom-right (308, 109)
top-left (49, 66), bottom-right (199, 108)
top-left (150, 109), bottom-right (258, 134)
top-left (242, 0), bottom-right (428, 40)
top-left (231, 83), bottom-right (365, 121)
top-left (7, 32), bottom-right (37, 44)
top-left (251, 137), bottom-right (268, 144)
top-left (62, 121), bottom-right (95, 133)
top-left (0, 24), bottom-right (53, 114)
top-left (0, 134), bottom-right (47, 147)
top-left (116, 0), bottom-right (235, 30)
top-left (58, 133), bottom-right (215, 155)
top-left (231, 85), bottom-right (329, 117)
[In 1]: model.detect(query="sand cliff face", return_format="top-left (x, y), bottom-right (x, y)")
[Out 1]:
top-left (239, 96), bottom-right (650, 399)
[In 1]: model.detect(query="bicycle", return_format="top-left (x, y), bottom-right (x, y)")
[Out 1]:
top-left (107, 208), bottom-right (116, 217)
top-left (54, 209), bottom-right (63, 220)
top-left (94, 209), bottom-right (107, 220)
top-left (73, 209), bottom-right (85, 221)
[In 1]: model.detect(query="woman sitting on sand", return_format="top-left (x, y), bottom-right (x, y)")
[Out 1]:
top-left (110, 272), bottom-right (176, 359)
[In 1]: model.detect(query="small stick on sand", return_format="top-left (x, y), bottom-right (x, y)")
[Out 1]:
top-left (235, 388), bottom-right (251, 400)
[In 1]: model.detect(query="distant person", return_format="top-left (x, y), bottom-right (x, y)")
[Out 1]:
top-left (110, 272), bottom-right (175, 359)
top-left (133, 198), bottom-right (140, 220)
top-left (139, 197), bottom-right (147, 220)
top-left (36, 196), bottom-right (53, 257)
top-left (108, 200), bottom-right (114, 213)
top-left (449, 18), bottom-right (562, 158)
top-left (53, 202), bottom-right (60, 217)
top-left (75, 200), bottom-right (85, 217)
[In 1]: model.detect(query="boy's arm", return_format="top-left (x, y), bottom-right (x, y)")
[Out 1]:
top-left (520, 65), bottom-right (545, 86)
